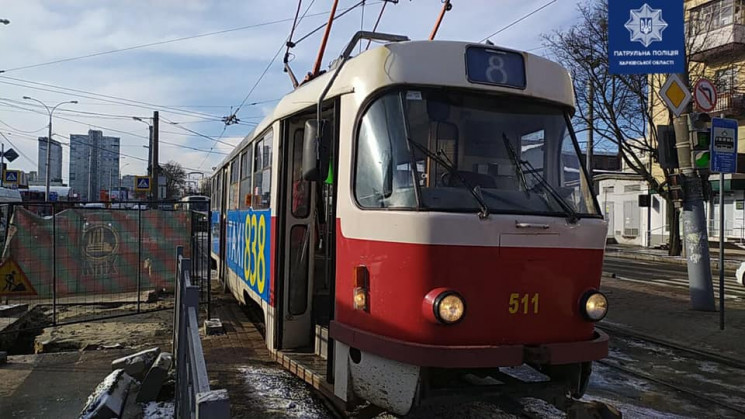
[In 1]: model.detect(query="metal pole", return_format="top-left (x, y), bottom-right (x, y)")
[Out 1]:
top-left (152, 111), bottom-right (159, 205)
top-left (46, 115), bottom-right (52, 201)
top-left (137, 206), bottom-right (142, 313)
top-left (1, 142), bottom-right (4, 188)
top-left (587, 79), bottom-right (594, 181)
top-left (52, 202), bottom-right (57, 325)
top-left (719, 172), bottom-right (725, 330)
top-left (673, 115), bottom-right (716, 311)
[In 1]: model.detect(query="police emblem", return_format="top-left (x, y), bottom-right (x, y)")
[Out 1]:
top-left (624, 3), bottom-right (668, 47)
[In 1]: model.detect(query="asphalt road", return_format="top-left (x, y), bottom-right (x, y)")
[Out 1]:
top-left (603, 256), bottom-right (745, 298)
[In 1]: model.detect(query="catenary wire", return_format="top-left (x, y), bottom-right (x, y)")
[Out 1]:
top-left (479, 0), bottom-right (557, 43)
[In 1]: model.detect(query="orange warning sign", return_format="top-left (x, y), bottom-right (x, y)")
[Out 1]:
top-left (0, 258), bottom-right (36, 296)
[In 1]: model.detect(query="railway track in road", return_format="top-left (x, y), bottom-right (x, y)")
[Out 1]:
top-left (598, 325), bottom-right (745, 417)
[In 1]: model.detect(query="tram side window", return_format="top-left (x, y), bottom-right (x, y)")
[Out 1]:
top-left (252, 130), bottom-right (273, 210)
top-left (291, 129), bottom-right (310, 217)
top-left (355, 94), bottom-right (417, 208)
top-left (239, 150), bottom-right (252, 209)
top-left (229, 160), bottom-right (240, 209)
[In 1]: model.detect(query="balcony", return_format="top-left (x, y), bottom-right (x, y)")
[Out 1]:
top-left (710, 89), bottom-right (745, 116)
top-left (689, 23), bottom-right (745, 62)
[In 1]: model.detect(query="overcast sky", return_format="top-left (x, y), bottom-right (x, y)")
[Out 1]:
top-left (0, 0), bottom-right (581, 182)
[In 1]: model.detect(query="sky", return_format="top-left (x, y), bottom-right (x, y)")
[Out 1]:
top-left (0, 0), bottom-right (582, 184)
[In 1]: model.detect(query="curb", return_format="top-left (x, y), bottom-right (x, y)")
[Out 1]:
top-left (605, 249), bottom-right (742, 271)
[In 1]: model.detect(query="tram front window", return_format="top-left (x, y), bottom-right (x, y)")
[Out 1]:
top-left (354, 89), bottom-right (600, 218)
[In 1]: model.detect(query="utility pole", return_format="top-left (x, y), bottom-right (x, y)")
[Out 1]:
top-left (672, 95), bottom-right (716, 311)
top-left (152, 111), bottom-right (159, 204)
top-left (586, 80), bottom-right (594, 179)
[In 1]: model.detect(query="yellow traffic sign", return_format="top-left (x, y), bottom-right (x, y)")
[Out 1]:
top-left (0, 258), bottom-right (36, 296)
top-left (660, 74), bottom-right (692, 117)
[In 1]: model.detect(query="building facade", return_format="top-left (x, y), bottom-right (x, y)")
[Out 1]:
top-left (69, 130), bottom-right (120, 201)
top-left (640, 0), bottom-right (745, 242)
top-left (37, 137), bottom-right (62, 183)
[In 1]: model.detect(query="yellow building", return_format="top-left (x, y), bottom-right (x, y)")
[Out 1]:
top-left (647, 0), bottom-right (745, 239)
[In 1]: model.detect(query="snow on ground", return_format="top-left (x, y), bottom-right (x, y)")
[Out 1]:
top-left (585, 396), bottom-right (692, 419)
top-left (142, 401), bottom-right (174, 418)
top-left (239, 365), bottom-right (332, 418)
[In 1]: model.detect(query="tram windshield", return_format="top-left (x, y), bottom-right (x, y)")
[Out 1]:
top-left (354, 88), bottom-right (600, 217)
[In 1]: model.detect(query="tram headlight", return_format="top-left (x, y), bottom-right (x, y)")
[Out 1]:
top-left (580, 290), bottom-right (608, 321)
top-left (434, 291), bottom-right (466, 324)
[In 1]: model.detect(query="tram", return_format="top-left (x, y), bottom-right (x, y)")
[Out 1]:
top-left (209, 32), bottom-right (609, 414)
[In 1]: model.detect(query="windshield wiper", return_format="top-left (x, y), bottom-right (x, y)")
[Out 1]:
top-left (502, 133), bottom-right (579, 224)
top-left (406, 138), bottom-right (490, 219)
top-left (501, 133), bottom-right (530, 198)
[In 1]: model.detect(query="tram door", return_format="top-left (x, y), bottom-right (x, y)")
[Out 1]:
top-left (279, 126), bottom-right (316, 350)
top-left (219, 167), bottom-right (229, 282)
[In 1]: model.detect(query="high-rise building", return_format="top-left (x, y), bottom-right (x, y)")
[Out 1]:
top-left (69, 130), bottom-right (120, 201)
top-left (37, 137), bottom-right (62, 183)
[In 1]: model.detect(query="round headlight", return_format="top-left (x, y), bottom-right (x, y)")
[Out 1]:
top-left (434, 292), bottom-right (466, 324)
top-left (581, 291), bottom-right (608, 321)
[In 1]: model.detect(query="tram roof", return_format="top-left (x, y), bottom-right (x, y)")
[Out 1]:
top-left (215, 40), bottom-right (575, 173)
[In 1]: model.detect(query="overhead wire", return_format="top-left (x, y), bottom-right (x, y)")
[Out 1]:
top-left (0, 132), bottom-right (36, 166)
top-left (0, 75), bottom-right (253, 124)
top-left (1, 100), bottom-right (233, 160)
top-left (479, 0), bottom-right (557, 43)
top-left (365, 0), bottom-right (390, 50)
top-left (0, 10), bottom-right (343, 74)
top-left (0, 118), bottom-right (47, 134)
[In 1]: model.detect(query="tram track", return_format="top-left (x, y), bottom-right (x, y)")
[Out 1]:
top-left (598, 324), bottom-right (745, 417)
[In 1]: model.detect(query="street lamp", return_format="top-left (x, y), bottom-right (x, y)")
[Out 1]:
top-left (119, 162), bottom-right (131, 200)
top-left (0, 19), bottom-right (9, 25)
top-left (23, 96), bottom-right (77, 201)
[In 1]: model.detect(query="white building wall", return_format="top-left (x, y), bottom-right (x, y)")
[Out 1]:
top-left (597, 177), bottom-right (668, 247)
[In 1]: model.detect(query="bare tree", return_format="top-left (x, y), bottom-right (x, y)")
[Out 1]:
top-left (161, 161), bottom-right (186, 199)
top-left (543, 0), bottom-right (727, 255)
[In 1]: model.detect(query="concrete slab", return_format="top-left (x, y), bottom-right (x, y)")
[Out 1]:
top-left (136, 352), bottom-right (173, 402)
top-left (79, 369), bottom-right (135, 419)
top-left (203, 318), bottom-right (224, 335)
top-left (111, 347), bottom-right (160, 380)
top-left (0, 304), bottom-right (28, 317)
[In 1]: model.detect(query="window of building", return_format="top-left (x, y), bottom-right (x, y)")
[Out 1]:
top-left (715, 67), bottom-right (737, 93)
top-left (603, 186), bottom-right (615, 194)
top-left (689, 0), bottom-right (745, 36)
top-left (624, 184), bottom-right (641, 193)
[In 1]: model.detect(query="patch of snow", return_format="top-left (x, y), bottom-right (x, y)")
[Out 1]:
top-left (239, 365), bottom-right (331, 418)
top-left (608, 348), bottom-right (635, 363)
top-left (143, 401), bottom-right (174, 418)
top-left (588, 363), bottom-right (651, 392)
top-left (519, 397), bottom-right (565, 418)
top-left (585, 395), bottom-right (693, 419)
top-left (697, 361), bottom-right (720, 374)
top-left (500, 365), bottom-right (549, 383)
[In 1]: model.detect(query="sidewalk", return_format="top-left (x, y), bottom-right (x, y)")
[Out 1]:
top-left (600, 274), bottom-right (745, 364)
top-left (606, 242), bottom-right (745, 271)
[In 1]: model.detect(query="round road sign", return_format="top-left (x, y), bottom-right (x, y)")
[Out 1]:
top-left (693, 78), bottom-right (717, 112)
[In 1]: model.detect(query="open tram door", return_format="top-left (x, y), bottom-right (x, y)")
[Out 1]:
top-left (218, 166), bottom-right (229, 289)
top-left (276, 105), bottom-right (338, 374)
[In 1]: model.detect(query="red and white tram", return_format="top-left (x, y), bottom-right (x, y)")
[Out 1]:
top-left (210, 32), bottom-right (608, 414)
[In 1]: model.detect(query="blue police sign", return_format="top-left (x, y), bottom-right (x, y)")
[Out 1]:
top-left (711, 118), bottom-right (738, 174)
top-left (608, 0), bottom-right (685, 74)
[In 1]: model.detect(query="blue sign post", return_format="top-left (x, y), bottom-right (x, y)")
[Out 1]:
top-left (711, 118), bottom-right (738, 173)
top-left (710, 117), bottom-right (738, 331)
top-left (608, 0), bottom-right (685, 74)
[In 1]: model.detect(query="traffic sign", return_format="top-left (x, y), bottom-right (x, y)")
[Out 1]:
top-left (1, 148), bottom-right (19, 163)
top-left (608, 0), bottom-right (685, 74)
top-left (711, 117), bottom-right (738, 173)
top-left (135, 176), bottom-right (151, 191)
top-left (0, 258), bottom-right (36, 296)
top-left (693, 79), bottom-right (717, 112)
top-left (660, 74), bottom-right (691, 117)
top-left (4, 170), bottom-right (18, 183)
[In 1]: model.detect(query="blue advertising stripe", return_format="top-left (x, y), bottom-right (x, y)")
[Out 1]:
top-left (226, 208), bottom-right (271, 303)
top-left (211, 211), bottom-right (220, 254)
top-left (608, 0), bottom-right (685, 74)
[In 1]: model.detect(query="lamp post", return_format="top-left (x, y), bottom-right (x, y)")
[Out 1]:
top-left (133, 116), bottom-right (153, 201)
top-left (0, 19), bottom-right (9, 25)
top-left (119, 162), bottom-right (131, 200)
top-left (23, 96), bottom-right (77, 201)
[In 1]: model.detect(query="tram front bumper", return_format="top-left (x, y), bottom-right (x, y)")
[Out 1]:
top-left (330, 321), bottom-right (609, 368)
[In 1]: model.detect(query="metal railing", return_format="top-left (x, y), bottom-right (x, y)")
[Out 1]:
top-left (174, 247), bottom-right (229, 418)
